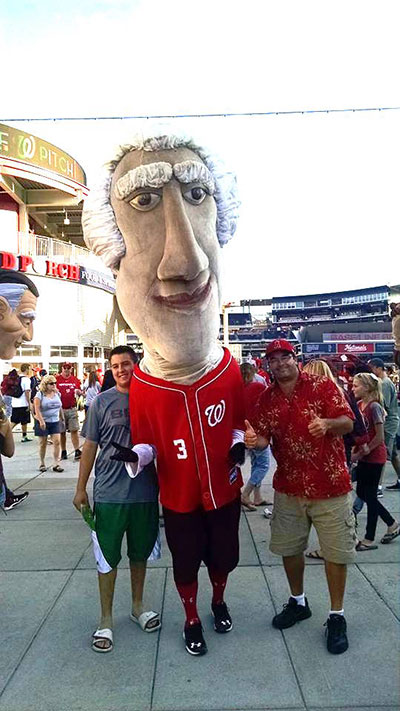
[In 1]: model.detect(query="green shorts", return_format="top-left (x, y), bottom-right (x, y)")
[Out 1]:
top-left (94, 502), bottom-right (159, 569)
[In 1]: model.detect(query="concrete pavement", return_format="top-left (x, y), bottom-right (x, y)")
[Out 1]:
top-left (1, 432), bottom-right (399, 711)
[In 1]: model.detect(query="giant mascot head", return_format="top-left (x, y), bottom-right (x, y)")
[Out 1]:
top-left (0, 270), bottom-right (39, 360)
top-left (82, 130), bottom-right (239, 368)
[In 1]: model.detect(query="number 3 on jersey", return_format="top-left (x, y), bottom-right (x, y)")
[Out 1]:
top-left (173, 438), bottom-right (188, 460)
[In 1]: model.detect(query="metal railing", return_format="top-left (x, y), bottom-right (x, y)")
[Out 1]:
top-left (16, 232), bottom-right (109, 272)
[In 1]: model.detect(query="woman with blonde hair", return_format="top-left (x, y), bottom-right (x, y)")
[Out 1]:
top-left (303, 359), bottom-right (337, 382)
top-left (352, 372), bottom-right (399, 549)
top-left (34, 375), bottom-right (64, 472)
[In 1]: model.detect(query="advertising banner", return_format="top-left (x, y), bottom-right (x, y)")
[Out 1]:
top-left (375, 342), bottom-right (394, 353)
top-left (323, 332), bottom-right (392, 342)
top-left (303, 343), bottom-right (337, 354)
top-left (337, 343), bottom-right (374, 354)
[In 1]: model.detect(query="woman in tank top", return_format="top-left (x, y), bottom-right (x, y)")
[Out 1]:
top-left (34, 375), bottom-right (64, 473)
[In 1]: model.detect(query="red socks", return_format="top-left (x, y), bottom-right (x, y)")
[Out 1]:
top-left (209, 569), bottom-right (228, 605)
top-left (176, 581), bottom-right (200, 627)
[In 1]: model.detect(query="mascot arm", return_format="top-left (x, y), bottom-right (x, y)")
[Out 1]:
top-left (229, 429), bottom-right (245, 466)
top-left (390, 302), bottom-right (400, 367)
top-left (110, 441), bottom-right (157, 479)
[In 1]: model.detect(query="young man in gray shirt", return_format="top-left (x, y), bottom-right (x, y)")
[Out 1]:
top-left (73, 346), bottom-right (160, 653)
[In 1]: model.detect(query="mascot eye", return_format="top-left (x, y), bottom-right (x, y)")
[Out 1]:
top-left (129, 192), bottom-right (161, 211)
top-left (183, 186), bottom-right (207, 205)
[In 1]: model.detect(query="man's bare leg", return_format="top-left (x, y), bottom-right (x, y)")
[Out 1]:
top-left (95, 569), bottom-right (117, 650)
top-left (324, 560), bottom-right (346, 610)
top-left (130, 561), bottom-right (159, 630)
top-left (71, 429), bottom-right (80, 450)
top-left (283, 553), bottom-right (305, 595)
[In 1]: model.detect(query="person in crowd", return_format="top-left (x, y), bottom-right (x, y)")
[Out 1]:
top-left (73, 346), bottom-right (160, 653)
top-left (240, 362), bottom-right (270, 511)
top-left (367, 358), bottom-right (400, 492)
top-left (82, 128), bottom-right (245, 657)
top-left (10, 363), bottom-right (32, 442)
top-left (351, 373), bottom-right (399, 549)
top-left (245, 339), bottom-right (355, 655)
top-left (83, 371), bottom-right (101, 414)
top-left (0, 269), bottom-right (38, 510)
top-left (56, 363), bottom-right (82, 461)
top-left (303, 359), bottom-right (367, 560)
top-left (100, 369), bottom-right (116, 392)
top-left (33, 375), bottom-right (64, 472)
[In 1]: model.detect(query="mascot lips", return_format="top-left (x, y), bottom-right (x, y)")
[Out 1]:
top-left (155, 278), bottom-right (212, 310)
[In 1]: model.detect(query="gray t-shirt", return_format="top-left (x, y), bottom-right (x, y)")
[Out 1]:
top-left (85, 386), bottom-right (158, 504)
top-left (381, 377), bottom-right (399, 436)
top-left (34, 392), bottom-right (62, 423)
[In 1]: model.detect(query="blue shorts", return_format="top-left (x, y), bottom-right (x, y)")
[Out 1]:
top-left (34, 420), bottom-right (61, 437)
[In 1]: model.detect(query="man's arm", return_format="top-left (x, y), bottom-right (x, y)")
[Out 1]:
top-left (73, 439), bottom-right (98, 510)
top-left (308, 415), bottom-right (353, 439)
top-left (0, 417), bottom-right (15, 458)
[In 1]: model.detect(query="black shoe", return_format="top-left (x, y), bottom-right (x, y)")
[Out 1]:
top-left (4, 491), bottom-right (29, 511)
top-left (74, 449), bottom-right (82, 461)
top-left (212, 601), bottom-right (233, 633)
top-left (272, 597), bottom-right (312, 629)
top-left (386, 481), bottom-right (400, 490)
top-left (183, 622), bottom-right (207, 656)
top-left (377, 487), bottom-right (383, 499)
top-left (325, 614), bottom-right (348, 654)
top-left (21, 436), bottom-right (32, 442)
top-left (61, 450), bottom-right (68, 460)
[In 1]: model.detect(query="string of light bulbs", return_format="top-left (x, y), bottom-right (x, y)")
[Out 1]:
top-left (1, 105), bottom-right (400, 122)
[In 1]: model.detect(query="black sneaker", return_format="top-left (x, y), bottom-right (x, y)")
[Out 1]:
top-left (325, 614), bottom-right (348, 654)
top-left (183, 622), bottom-right (207, 656)
top-left (272, 597), bottom-right (312, 629)
top-left (61, 450), bottom-right (68, 460)
top-left (212, 601), bottom-right (233, 633)
top-left (377, 487), bottom-right (383, 499)
top-left (4, 491), bottom-right (29, 511)
top-left (21, 436), bottom-right (32, 442)
top-left (74, 449), bottom-right (82, 461)
top-left (386, 481), bottom-right (400, 490)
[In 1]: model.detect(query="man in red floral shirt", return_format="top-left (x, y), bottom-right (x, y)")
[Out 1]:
top-left (245, 339), bottom-right (355, 655)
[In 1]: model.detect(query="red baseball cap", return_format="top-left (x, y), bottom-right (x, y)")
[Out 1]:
top-left (265, 339), bottom-right (296, 357)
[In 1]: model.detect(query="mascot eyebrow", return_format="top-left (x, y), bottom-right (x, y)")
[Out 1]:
top-left (114, 160), bottom-right (216, 200)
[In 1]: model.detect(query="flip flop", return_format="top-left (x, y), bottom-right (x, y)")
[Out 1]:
top-left (305, 549), bottom-right (324, 560)
top-left (356, 541), bottom-right (378, 551)
top-left (380, 526), bottom-right (400, 544)
top-left (241, 498), bottom-right (257, 511)
top-left (52, 465), bottom-right (64, 473)
top-left (130, 610), bottom-right (161, 632)
top-left (92, 628), bottom-right (113, 653)
top-left (38, 465), bottom-right (46, 473)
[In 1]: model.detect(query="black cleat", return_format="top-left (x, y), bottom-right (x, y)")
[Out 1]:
top-left (212, 601), bottom-right (233, 633)
top-left (183, 622), bottom-right (207, 656)
top-left (325, 614), bottom-right (348, 654)
top-left (4, 491), bottom-right (29, 511)
top-left (272, 597), bottom-right (312, 629)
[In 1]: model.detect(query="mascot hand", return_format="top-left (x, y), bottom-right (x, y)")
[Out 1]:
top-left (110, 442), bottom-right (139, 463)
top-left (229, 441), bottom-right (245, 466)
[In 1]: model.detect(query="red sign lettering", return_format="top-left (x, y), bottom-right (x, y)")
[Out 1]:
top-left (18, 255), bottom-right (33, 272)
top-left (46, 260), bottom-right (59, 277)
top-left (0, 251), bottom-right (18, 269)
top-left (68, 264), bottom-right (80, 281)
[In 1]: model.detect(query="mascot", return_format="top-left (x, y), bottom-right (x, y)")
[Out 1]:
top-left (83, 129), bottom-right (245, 656)
top-left (390, 302), bottom-right (400, 367)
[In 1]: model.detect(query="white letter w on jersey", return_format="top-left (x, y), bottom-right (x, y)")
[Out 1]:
top-left (205, 400), bottom-right (226, 427)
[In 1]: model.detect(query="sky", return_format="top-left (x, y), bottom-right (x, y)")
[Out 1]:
top-left (1, 0), bottom-right (400, 304)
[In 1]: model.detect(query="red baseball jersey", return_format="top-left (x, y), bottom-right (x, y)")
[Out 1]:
top-left (129, 348), bottom-right (245, 513)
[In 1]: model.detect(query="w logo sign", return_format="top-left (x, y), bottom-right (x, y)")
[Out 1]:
top-left (205, 400), bottom-right (226, 427)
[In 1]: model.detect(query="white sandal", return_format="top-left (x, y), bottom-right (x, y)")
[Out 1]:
top-left (92, 627), bottom-right (113, 653)
top-left (130, 610), bottom-right (161, 632)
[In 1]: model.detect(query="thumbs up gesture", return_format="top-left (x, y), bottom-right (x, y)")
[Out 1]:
top-left (308, 414), bottom-right (328, 438)
top-left (244, 419), bottom-right (258, 449)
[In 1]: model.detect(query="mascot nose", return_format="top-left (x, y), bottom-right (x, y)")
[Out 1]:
top-left (157, 186), bottom-right (209, 281)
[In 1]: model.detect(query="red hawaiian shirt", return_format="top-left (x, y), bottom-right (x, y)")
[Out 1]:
top-left (254, 372), bottom-right (354, 499)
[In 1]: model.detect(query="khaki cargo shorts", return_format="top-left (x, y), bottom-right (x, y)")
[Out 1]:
top-left (60, 407), bottom-right (79, 433)
top-left (270, 491), bottom-right (356, 564)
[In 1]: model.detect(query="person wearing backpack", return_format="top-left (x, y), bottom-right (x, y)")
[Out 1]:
top-left (10, 363), bottom-right (32, 442)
